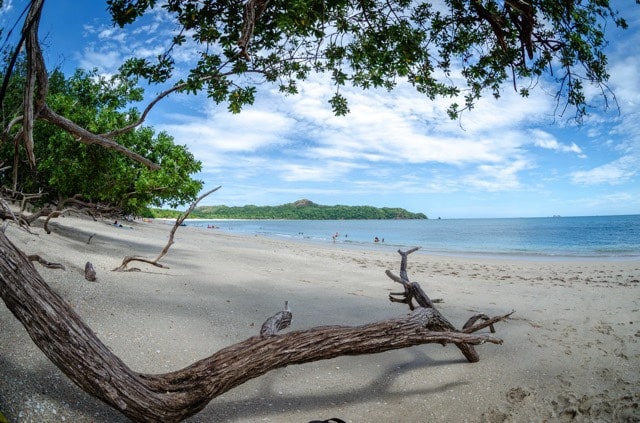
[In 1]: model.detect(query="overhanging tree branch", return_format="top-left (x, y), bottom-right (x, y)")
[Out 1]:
top-left (7, 0), bottom-right (161, 171)
top-left (38, 104), bottom-right (159, 169)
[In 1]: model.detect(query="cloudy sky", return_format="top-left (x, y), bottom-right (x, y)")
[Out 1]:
top-left (3, 1), bottom-right (639, 218)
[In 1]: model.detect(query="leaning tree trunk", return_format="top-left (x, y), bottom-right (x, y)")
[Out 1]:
top-left (0, 230), bottom-right (508, 422)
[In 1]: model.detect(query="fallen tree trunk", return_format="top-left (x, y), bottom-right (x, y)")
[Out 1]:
top-left (0, 230), bottom-right (510, 422)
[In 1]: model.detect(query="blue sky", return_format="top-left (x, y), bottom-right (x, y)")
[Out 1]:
top-left (2, 1), bottom-right (639, 218)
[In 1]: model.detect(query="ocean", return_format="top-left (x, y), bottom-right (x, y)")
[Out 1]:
top-left (183, 214), bottom-right (640, 260)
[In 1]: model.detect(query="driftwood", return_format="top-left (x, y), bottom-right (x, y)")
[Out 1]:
top-left (0, 228), bottom-right (511, 422)
top-left (260, 301), bottom-right (292, 337)
top-left (27, 254), bottom-right (65, 270)
top-left (84, 261), bottom-right (96, 281)
top-left (43, 207), bottom-right (95, 234)
top-left (0, 196), bottom-right (31, 230)
top-left (114, 186), bottom-right (221, 271)
top-left (387, 247), bottom-right (514, 362)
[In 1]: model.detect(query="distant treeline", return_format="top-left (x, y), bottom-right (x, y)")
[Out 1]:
top-left (148, 199), bottom-right (427, 220)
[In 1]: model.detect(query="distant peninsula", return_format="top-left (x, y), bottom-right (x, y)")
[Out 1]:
top-left (150, 199), bottom-right (427, 220)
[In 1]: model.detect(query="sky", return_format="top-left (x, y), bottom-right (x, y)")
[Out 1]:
top-left (2, 1), bottom-right (639, 218)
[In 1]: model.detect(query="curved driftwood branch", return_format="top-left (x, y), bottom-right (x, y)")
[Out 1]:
top-left (0, 230), bottom-right (503, 422)
top-left (43, 207), bottom-right (91, 234)
top-left (116, 255), bottom-right (169, 271)
top-left (114, 186), bottom-right (221, 271)
top-left (463, 311), bottom-right (516, 334)
top-left (27, 254), bottom-right (65, 270)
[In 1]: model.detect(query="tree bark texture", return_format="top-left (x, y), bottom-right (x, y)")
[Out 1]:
top-left (0, 230), bottom-right (506, 422)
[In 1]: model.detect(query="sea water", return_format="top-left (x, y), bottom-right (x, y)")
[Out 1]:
top-left (184, 215), bottom-right (640, 259)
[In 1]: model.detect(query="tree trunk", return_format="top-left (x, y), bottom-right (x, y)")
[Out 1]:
top-left (0, 230), bottom-right (506, 422)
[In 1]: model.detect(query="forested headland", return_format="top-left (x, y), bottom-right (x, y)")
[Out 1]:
top-left (150, 199), bottom-right (427, 220)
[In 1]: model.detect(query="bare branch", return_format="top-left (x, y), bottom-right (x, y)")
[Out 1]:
top-left (102, 82), bottom-right (188, 138)
top-left (0, 194), bottom-right (31, 230)
top-left (114, 186), bottom-right (222, 271)
top-left (462, 310), bottom-right (515, 334)
top-left (385, 248), bottom-right (513, 363)
top-left (39, 105), bottom-right (160, 170)
top-left (103, 73), bottom-right (228, 138)
top-left (27, 254), bottom-right (65, 270)
top-left (43, 207), bottom-right (93, 234)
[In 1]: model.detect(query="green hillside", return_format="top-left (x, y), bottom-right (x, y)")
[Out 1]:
top-left (151, 199), bottom-right (427, 220)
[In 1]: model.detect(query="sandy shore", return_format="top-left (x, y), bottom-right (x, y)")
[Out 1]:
top-left (1, 215), bottom-right (639, 422)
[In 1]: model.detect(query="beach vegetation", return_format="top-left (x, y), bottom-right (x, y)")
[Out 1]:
top-left (150, 199), bottom-right (427, 220)
top-left (0, 66), bottom-right (203, 216)
top-left (104, 0), bottom-right (630, 123)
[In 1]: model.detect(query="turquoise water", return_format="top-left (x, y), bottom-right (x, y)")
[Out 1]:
top-left (185, 215), bottom-right (640, 259)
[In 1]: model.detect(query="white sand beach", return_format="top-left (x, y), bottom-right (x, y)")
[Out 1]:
top-left (1, 215), bottom-right (639, 422)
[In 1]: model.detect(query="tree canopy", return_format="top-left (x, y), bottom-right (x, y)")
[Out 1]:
top-left (0, 65), bottom-right (202, 215)
top-left (183, 199), bottom-right (428, 219)
top-left (104, 0), bottom-right (633, 122)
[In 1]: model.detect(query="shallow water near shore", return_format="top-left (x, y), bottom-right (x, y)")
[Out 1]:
top-left (184, 214), bottom-right (640, 259)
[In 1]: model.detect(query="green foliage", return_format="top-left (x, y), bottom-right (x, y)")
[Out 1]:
top-left (0, 67), bottom-right (203, 214)
top-left (183, 199), bottom-right (427, 220)
top-left (105, 0), bottom-right (635, 121)
top-left (146, 208), bottom-right (184, 219)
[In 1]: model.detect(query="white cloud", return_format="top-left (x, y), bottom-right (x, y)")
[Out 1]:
top-left (158, 107), bottom-right (296, 155)
top-left (531, 129), bottom-right (583, 155)
top-left (278, 161), bottom-right (363, 182)
top-left (571, 155), bottom-right (639, 185)
top-left (77, 49), bottom-right (122, 73)
top-left (97, 27), bottom-right (126, 43)
top-left (464, 159), bottom-right (532, 191)
top-left (275, 76), bottom-right (552, 170)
